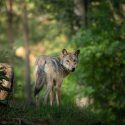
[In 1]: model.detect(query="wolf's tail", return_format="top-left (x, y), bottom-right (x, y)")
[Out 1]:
top-left (34, 86), bottom-right (40, 96)
top-left (34, 63), bottom-right (46, 96)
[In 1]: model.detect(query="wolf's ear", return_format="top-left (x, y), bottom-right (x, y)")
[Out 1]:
top-left (62, 49), bottom-right (68, 56)
top-left (75, 49), bottom-right (80, 57)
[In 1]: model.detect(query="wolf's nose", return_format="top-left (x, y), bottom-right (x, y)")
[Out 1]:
top-left (71, 68), bottom-right (75, 72)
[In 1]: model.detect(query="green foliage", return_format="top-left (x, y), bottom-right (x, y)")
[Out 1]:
top-left (71, 22), bottom-right (125, 125)
top-left (0, 104), bottom-right (101, 125)
top-left (35, 0), bottom-right (75, 23)
top-left (0, 0), bottom-right (125, 124)
top-left (69, 0), bottom-right (125, 123)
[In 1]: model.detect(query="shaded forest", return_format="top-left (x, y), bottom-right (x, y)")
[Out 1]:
top-left (0, 0), bottom-right (125, 125)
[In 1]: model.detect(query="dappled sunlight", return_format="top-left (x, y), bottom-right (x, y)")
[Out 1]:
top-left (76, 96), bottom-right (91, 107)
top-left (37, 15), bottom-right (55, 25)
top-left (30, 34), bottom-right (68, 56)
top-left (15, 46), bottom-right (25, 59)
top-left (121, 4), bottom-right (125, 13)
top-left (55, 34), bottom-right (68, 43)
top-left (15, 46), bottom-right (36, 66)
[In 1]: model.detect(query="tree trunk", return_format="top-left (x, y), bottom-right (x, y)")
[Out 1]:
top-left (74, 0), bottom-right (88, 27)
top-left (22, 2), bottom-right (32, 105)
top-left (6, 0), bottom-right (14, 63)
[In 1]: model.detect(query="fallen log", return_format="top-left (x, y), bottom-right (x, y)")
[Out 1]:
top-left (0, 63), bottom-right (14, 106)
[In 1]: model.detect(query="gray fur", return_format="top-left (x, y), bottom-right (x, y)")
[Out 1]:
top-left (34, 49), bottom-right (80, 106)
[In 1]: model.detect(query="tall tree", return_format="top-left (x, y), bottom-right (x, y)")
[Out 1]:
top-left (6, 0), bottom-right (14, 62)
top-left (74, 0), bottom-right (88, 27)
top-left (22, 2), bottom-right (32, 105)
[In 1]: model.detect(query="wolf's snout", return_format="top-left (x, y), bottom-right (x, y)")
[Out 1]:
top-left (71, 68), bottom-right (75, 72)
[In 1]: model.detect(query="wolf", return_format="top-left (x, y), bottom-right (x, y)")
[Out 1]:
top-left (34, 49), bottom-right (80, 106)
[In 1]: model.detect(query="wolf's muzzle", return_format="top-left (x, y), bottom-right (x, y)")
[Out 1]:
top-left (71, 68), bottom-right (75, 72)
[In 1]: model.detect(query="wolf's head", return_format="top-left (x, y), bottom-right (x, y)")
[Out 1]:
top-left (60, 49), bottom-right (80, 72)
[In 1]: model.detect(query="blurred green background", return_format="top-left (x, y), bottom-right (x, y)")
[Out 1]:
top-left (0, 0), bottom-right (125, 125)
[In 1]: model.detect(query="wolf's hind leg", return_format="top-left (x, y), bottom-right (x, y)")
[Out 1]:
top-left (44, 82), bottom-right (53, 105)
top-left (36, 94), bottom-right (40, 107)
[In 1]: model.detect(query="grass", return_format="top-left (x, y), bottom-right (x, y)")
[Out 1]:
top-left (0, 103), bottom-right (101, 125)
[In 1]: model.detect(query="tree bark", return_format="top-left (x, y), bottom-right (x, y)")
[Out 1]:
top-left (74, 0), bottom-right (88, 27)
top-left (6, 0), bottom-right (14, 63)
top-left (6, 0), bottom-right (13, 47)
top-left (22, 2), bottom-right (32, 105)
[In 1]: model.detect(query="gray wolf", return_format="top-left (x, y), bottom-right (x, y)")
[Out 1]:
top-left (34, 49), bottom-right (80, 106)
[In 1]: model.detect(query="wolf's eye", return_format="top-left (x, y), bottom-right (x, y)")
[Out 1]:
top-left (66, 60), bottom-right (69, 63)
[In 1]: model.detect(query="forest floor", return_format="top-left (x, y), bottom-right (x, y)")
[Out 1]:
top-left (0, 103), bottom-right (102, 125)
